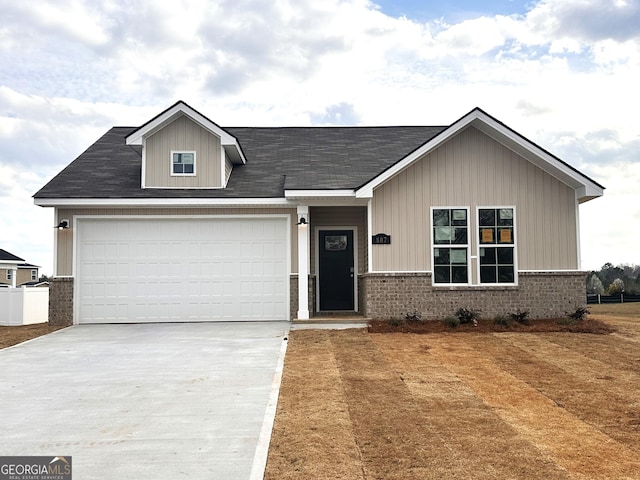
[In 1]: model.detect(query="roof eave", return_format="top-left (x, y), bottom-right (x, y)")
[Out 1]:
top-left (33, 197), bottom-right (291, 208)
top-left (577, 185), bottom-right (605, 204)
top-left (284, 189), bottom-right (356, 199)
top-left (125, 101), bottom-right (246, 164)
top-left (469, 110), bottom-right (605, 195)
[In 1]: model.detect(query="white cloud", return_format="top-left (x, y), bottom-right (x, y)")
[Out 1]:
top-left (0, 1), bottom-right (109, 50)
top-left (579, 162), bottom-right (640, 270)
top-left (526, 0), bottom-right (640, 43)
top-left (0, 165), bottom-right (53, 274)
top-left (309, 102), bottom-right (362, 125)
top-left (0, 87), bottom-right (149, 169)
top-left (0, 0), bottom-right (638, 270)
top-left (432, 16), bottom-right (519, 56)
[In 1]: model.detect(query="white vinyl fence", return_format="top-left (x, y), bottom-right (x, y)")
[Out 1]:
top-left (0, 287), bottom-right (49, 326)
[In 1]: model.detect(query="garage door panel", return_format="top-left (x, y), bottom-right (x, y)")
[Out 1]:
top-left (77, 218), bottom-right (289, 323)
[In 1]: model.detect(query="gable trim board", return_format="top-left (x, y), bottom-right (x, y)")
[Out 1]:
top-left (0, 262), bottom-right (21, 269)
top-left (126, 101), bottom-right (246, 164)
top-left (34, 102), bottom-right (604, 325)
top-left (355, 108), bottom-right (603, 203)
top-left (129, 102), bottom-right (245, 191)
top-left (369, 126), bottom-right (583, 273)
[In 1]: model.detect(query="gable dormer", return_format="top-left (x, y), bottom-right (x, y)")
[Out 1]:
top-left (126, 101), bottom-right (245, 189)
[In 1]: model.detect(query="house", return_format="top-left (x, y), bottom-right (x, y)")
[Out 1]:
top-left (0, 249), bottom-right (40, 288)
top-left (33, 101), bottom-right (604, 325)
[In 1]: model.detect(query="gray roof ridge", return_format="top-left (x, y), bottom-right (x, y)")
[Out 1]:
top-left (223, 124), bottom-right (448, 129)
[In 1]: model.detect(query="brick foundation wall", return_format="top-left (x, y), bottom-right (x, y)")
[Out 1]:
top-left (290, 275), bottom-right (316, 320)
top-left (290, 275), bottom-right (365, 319)
top-left (53, 272), bottom-right (581, 324)
top-left (362, 271), bottom-right (587, 320)
top-left (49, 277), bottom-right (74, 326)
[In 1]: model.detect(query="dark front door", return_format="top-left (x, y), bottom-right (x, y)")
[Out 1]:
top-left (318, 229), bottom-right (355, 311)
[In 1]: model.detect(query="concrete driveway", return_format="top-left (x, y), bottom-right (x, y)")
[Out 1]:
top-left (0, 322), bottom-right (289, 479)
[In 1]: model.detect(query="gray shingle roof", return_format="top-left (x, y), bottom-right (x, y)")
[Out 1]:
top-left (18, 263), bottom-right (40, 268)
top-left (34, 125), bottom-right (446, 199)
top-left (0, 249), bottom-right (25, 262)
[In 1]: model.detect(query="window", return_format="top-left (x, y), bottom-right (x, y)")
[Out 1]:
top-left (325, 235), bottom-right (348, 251)
top-left (432, 208), bottom-right (469, 284)
top-left (6, 270), bottom-right (12, 280)
top-left (171, 151), bottom-right (196, 175)
top-left (31, 270), bottom-right (37, 281)
top-left (479, 208), bottom-right (515, 284)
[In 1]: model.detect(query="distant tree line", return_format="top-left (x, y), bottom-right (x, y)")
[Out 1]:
top-left (586, 263), bottom-right (640, 295)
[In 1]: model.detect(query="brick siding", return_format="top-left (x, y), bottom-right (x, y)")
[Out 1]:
top-left (362, 271), bottom-right (587, 320)
top-left (290, 275), bottom-right (316, 320)
top-left (49, 277), bottom-right (74, 326)
top-left (51, 272), bottom-right (582, 324)
top-left (291, 275), bottom-right (365, 319)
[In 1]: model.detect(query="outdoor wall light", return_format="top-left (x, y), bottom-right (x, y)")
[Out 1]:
top-left (56, 219), bottom-right (70, 230)
top-left (297, 217), bottom-right (308, 226)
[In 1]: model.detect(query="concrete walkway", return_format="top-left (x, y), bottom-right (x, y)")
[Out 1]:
top-left (0, 322), bottom-right (289, 479)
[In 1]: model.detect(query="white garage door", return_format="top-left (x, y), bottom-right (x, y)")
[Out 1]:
top-left (76, 217), bottom-right (289, 323)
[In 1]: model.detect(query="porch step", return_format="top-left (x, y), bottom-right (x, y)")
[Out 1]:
top-left (293, 316), bottom-right (371, 324)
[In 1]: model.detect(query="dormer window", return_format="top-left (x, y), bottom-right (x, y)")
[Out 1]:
top-left (171, 151), bottom-right (196, 176)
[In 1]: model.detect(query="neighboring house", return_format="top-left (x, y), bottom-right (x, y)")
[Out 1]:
top-left (33, 101), bottom-right (604, 326)
top-left (0, 249), bottom-right (40, 288)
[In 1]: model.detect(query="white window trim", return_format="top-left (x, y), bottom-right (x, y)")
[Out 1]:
top-left (476, 206), bottom-right (518, 286)
top-left (430, 206), bottom-right (471, 286)
top-left (6, 270), bottom-right (12, 280)
top-left (31, 269), bottom-right (37, 281)
top-left (170, 150), bottom-right (197, 177)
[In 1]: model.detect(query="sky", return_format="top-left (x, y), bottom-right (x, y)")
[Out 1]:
top-left (0, 0), bottom-right (638, 275)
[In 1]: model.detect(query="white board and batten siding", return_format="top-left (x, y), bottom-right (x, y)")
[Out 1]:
top-left (145, 115), bottom-right (223, 188)
top-left (371, 126), bottom-right (579, 272)
top-left (309, 206), bottom-right (367, 275)
top-left (75, 217), bottom-right (289, 324)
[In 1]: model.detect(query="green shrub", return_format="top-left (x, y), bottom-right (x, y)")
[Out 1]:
top-left (493, 314), bottom-right (511, 327)
top-left (509, 309), bottom-right (530, 324)
top-left (443, 316), bottom-right (460, 329)
top-left (454, 307), bottom-right (480, 325)
top-left (388, 317), bottom-right (404, 327)
top-left (566, 306), bottom-right (590, 322)
top-left (404, 310), bottom-right (423, 323)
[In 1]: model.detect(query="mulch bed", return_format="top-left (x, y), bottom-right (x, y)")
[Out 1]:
top-left (368, 317), bottom-right (615, 334)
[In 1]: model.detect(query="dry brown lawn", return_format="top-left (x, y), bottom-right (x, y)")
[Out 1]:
top-left (265, 305), bottom-right (640, 479)
top-left (3, 307), bottom-right (639, 478)
top-left (0, 323), bottom-right (66, 349)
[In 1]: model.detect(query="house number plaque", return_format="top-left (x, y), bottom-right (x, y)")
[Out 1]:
top-left (372, 233), bottom-right (391, 245)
